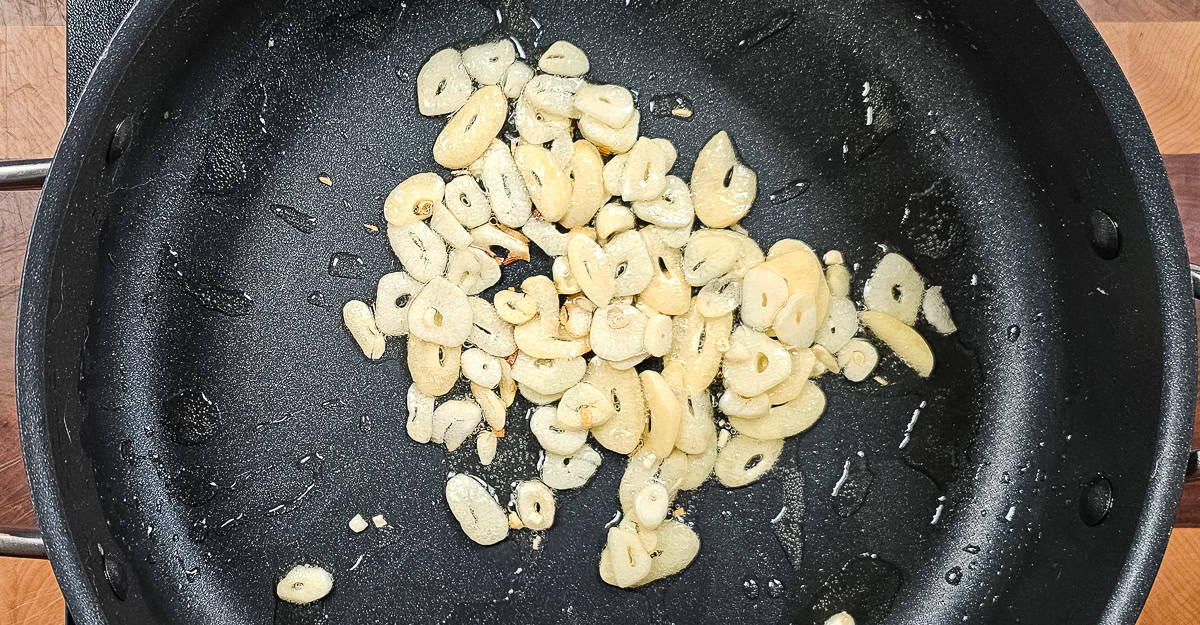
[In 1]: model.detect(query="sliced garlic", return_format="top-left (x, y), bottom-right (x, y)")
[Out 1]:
top-left (826, 263), bottom-right (852, 298)
top-left (665, 300), bottom-right (733, 394)
top-left (767, 239), bottom-right (806, 258)
top-left (722, 327), bottom-right (792, 397)
top-left (444, 175), bottom-right (492, 229)
top-left (825, 612), bottom-right (856, 625)
top-left (466, 296), bottom-right (516, 358)
top-left (561, 139), bottom-right (609, 227)
top-left (579, 110), bottom-right (640, 155)
top-left (434, 85), bottom-right (508, 169)
top-left (635, 521), bottom-right (700, 586)
top-left (837, 338), bottom-right (879, 382)
top-left (462, 39), bottom-right (516, 85)
top-left (766, 348), bottom-right (816, 405)
top-left (514, 320), bottom-right (590, 359)
top-left (729, 382), bottom-right (824, 439)
top-left (574, 83), bottom-right (634, 128)
top-left (634, 483), bottom-right (670, 529)
top-left (342, 300), bottom-right (386, 360)
top-left (740, 266), bottom-right (789, 331)
top-left (388, 222), bottom-right (448, 284)
top-left (696, 276), bottom-right (742, 318)
top-left (552, 256), bottom-right (581, 294)
top-left (349, 513), bottom-right (368, 533)
top-left (276, 564), bottom-right (333, 605)
top-left (542, 444), bottom-right (602, 489)
top-left (408, 277), bottom-right (472, 347)
top-left (603, 153), bottom-right (628, 197)
top-left (729, 232), bottom-right (766, 278)
top-left (523, 218), bottom-right (571, 256)
top-left (531, 404), bottom-right (587, 455)
top-left (774, 292), bottom-right (819, 348)
top-left (511, 353), bottom-right (587, 395)
top-left (762, 246), bottom-right (830, 324)
top-left (811, 344), bottom-right (839, 376)
top-left (461, 348), bottom-right (502, 388)
top-left (520, 384), bottom-right (564, 405)
top-left (653, 138), bottom-right (678, 172)
top-left (861, 310), bottom-right (934, 377)
top-left (432, 399), bottom-right (482, 452)
top-left (683, 228), bottom-right (742, 286)
top-left (476, 430), bottom-right (498, 465)
top-left (525, 74), bottom-right (583, 117)
top-left (501, 61), bottom-right (534, 98)
top-left (863, 252), bottom-right (924, 325)
top-left (449, 247), bottom-right (501, 295)
top-left (661, 363), bottom-right (717, 455)
top-left (620, 137), bottom-right (670, 202)
top-left (595, 202), bottom-right (635, 241)
top-left (640, 370), bottom-right (683, 460)
top-left (679, 444), bottom-right (717, 490)
top-left (514, 94), bottom-right (572, 145)
top-left (498, 358), bottom-right (516, 406)
top-left (814, 297), bottom-right (859, 354)
top-left (714, 435), bottom-right (783, 488)
top-left (384, 172), bottom-right (444, 228)
top-left (406, 384), bottom-right (435, 444)
top-left (638, 229), bottom-right (691, 315)
top-left (618, 449), bottom-right (687, 515)
top-left (516, 480), bottom-right (557, 530)
top-left (605, 230), bottom-right (654, 296)
top-left (472, 382), bottom-right (507, 430)
top-left (514, 143), bottom-right (572, 222)
top-left (374, 272), bottom-right (420, 337)
top-left (471, 222), bottom-right (531, 263)
top-left (604, 526), bottom-right (651, 588)
top-left (557, 382), bottom-right (615, 430)
top-left (632, 175), bottom-right (693, 227)
top-left (922, 286), bottom-right (957, 334)
top-left (560, 295), bottom-right (595, 338)
top-left (643, 313), bottom-right (673, 357)
top-left (476, 140), bottom-right (532, 228)
top-left (590, 303), bottom-right (648, 361)
top-left (566, 233), bottom-right (616, 306)
top-left (539, 40), bottom-right (590, 77)
top-left (718, 390), bottom-right (770, 419)
top-left (416, 49), bottom-right (472, 116)
top-left (607, 353), bottom-right (647, 370)
top-left (406, 337), bottom-right (460, 396)
top-left (445, 473), bottom-right (509, 545)
top-left (586, 357), bottom-right (647, 454)
top-left (691, 131), bottom-right (757, 228)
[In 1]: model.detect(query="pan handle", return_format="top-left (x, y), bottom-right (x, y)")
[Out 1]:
top-left (0, 158), bottom-right (51, 191)
top-left (0, 529), bottom-right (47, 559)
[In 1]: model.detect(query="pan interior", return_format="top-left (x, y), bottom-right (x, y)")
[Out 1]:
top-left (55, 0), bottom-right (1175, 623)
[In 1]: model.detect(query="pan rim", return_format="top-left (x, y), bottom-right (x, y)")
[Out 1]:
top-left (15, 0), bottom-right (1196, 624)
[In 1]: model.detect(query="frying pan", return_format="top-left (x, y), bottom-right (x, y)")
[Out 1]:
top-left (2, 0), bottom-right (1196, 623)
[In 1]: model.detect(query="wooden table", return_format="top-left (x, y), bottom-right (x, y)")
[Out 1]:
top-left (2, 0), bottom-right (1200, 623)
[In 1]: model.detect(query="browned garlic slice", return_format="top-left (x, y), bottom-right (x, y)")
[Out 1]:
top-left (863, 252), bottom-right (924, 325)
top-left (861, 310), bottom-right (934, 377)
top-left (462, 40), bottom-right (516, 85)
top-left (434, 86), bottom-right (508, 169)
top-left (542, 444), bottom-right (602, 489)
top-left (922, 286), bottom-right (957, 334)
top-left (691, 131), bottom-right (757, 227)
top-left (342, 300), bottom-right (386, 360)
top-left (713, 435), bottom-right (783, 488)
top-left (445, 474), bottom-right (509, 545)
top-left (417, 49), bottom-right (472, 116)
top-left (516, 480), bottom-right (557, 530)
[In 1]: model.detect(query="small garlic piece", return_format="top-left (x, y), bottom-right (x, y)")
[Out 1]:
top-left (539, 40), bottom-right (590, 77)
top-left (445, 474), bottom-right (509, 545)
top-left (863, 252), bottom-right (925, 325)
top-left (574, 84), bottom-right (635, 128)
top-left (406, 385), bottom-right (436, 443)
top-left (515, 480), bottom-right (557, 530)
top-left (634, 483), bottom-right (670, 529)
top-left (384, 172), bottom-right (444, 228)
top-left (342, 300), bottom-right (386, 360)
top-left (501, 61), bottom-right (534, 98)
top-left (579, 110), bottom-right (640, 155)
top-left (542, 444), bottom-right (602, 489)
top-left (691, 131), bottom-right (757, 227)
top-left (444, 175), bottom-right (491, 228)
top-left (348, 513), bottom-right (368, 533)
top-left (476, 431), bottom-right (498, 466)
top-left (837, 338), bottom-right (879, 382)
top-left (416, 49), bottom-right (471, 116)
top-left (861, 310), bottom-right (935, 377)
top-left (557, 382), bottom-right (615, 429)
top-left (462, 39), bottom-right (516, 85)
top-left (276, 565), bottom-right (333, 605)
top-left (922, 286), bottom-right (957, 334)
top-left (560, 295), bottom-right (596, 338)
top-left (825, 612), bottom-right (856, 625)
top-left (714, 435), bottom-right (783, 488)
top-left (372, 514), bottom-right (387, 528)
top-left (826, 263), bottom-right (852, 298)
top-left (472, 383), bottom-right (507, 431)
top-left (434, 86), bottom-right (508, 169)
top-left (406, 337), bottom-right (460, 396)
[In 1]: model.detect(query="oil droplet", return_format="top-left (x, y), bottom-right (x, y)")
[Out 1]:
top-left (307, 290), bottom-right (328, 308)
top-left (768, 179), bottom-right (810, 204)
top-left (1007, 325), bottom-right (1021, 342)
top-left (328, 252), bottom-right (365, 279)
top-left (963, 544), bottom-right (981, 554)
top-left (162, 389), bottom-right (222, 445)
top-left (831, 454), bottom-right (874, 517)
top-left (743, 578), bottom-right (760, 599)
top-left (945, 566), bottom-right (963, 585)
top-left (269, 203), bottom-right (316, 233)
top-left (735, 9), bottom-right (796, 49)
top-left (162, 243), bottom-right (255, 316)
top-left (766, 578), bottom-right (784, 598)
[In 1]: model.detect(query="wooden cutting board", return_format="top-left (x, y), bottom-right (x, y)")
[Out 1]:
top-left (1, 0), bottom-right (1198, 623)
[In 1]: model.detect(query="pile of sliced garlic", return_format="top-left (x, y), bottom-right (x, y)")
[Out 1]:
top-left (342, 39), bottom-right (956, 588)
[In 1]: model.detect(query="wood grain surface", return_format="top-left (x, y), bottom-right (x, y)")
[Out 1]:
top-left (1, 0), bottom-right (1200, 624)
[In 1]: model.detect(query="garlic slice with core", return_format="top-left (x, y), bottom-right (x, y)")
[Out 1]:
top-left (837, 338), bottom-right (879, 382)
top-left (632, 175), bottom-right (693, 227)
top-left (638, 229), bottom-right (691, 315)
top-left (462, 40), bottom-right (516, 85)
top-left (606, 230), bottom-right (654, 296)
top-left (408, 277), bottom-right (472, 347)
top-left (434, 86), bottom-right (508, 169)
top-left (590, 303), bottom-right (648, 361)
top-left (696, 276), bottom-right (742, 318)
top-left (276, 565), bottom-right (334, 605)
top-left (374, 272), bottom-right (420, 337)
top-left (515, 95), bottom-right (572, 145)
top-left (766, 348), bottom-right (816, 405)
top-left (516, 480), bottom-right (556, 530)
top-left (683, 228), bottom-right (742, 286)
top-left (740, 266), bottom-right (789, 331)
top-left (566, 233), bottom-right (616, 306)
top-left (531, 404), bottom-right (587, 455)
top-left (461, 347), bottom-right (502, 388)
top-left (691, 131), bottom-right (757, 227)
top-left (604, 526), bottom-right (651, 588)
top-left (444, 175), bottom-right (492, 228)
top-left (773, 292), bottom-right (819, 348)
top-left (384, 173), bottom-right (444, 228)
top-left (863, 252), bottom-right (924, 325)
top-left (417, 49), bottom-right (472, 116)
top-left (542, 444), bottom-right (602, 489)
top-left (814, 297), bottom-right (860, 354)
top-left (557, 381), bottom-right (615, 429)
top-left (467, 296), bottom-right (516, 358)
top-left (620, 137), bottom-right (669, 202)
top-left (714, 435), bottom-right (783, 488)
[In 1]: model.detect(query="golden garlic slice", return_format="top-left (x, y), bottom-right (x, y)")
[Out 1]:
top-left (434, 85), bottom-right (508, 169)
top-left (384, 172), bottom-right (444, 228)
top-left (640, 370), bottom-right (683, 460)
top-left (515, 143), bottom-right (572, 222)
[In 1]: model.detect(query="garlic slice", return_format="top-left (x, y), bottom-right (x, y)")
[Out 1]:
top-left (722, 327), bottom-right (792, 397)
top-left (740, 266), bottom-right (789, 331)
top-left (606, 230), bottom-right (654, 296)
top-left (632, 175), bottom-right (693, 227)
top-left (718, 390), bottom-right (770, 419)
top-left (863, 252), bottom-right (925, 325)
top-left (714, 435), bottom-right (783, 488)
top-left (523, 218), bottom-right (572, 256)
top-left (511, 353), bottom-right (587, 395)
top-left (539, 40), bottom-right (590, 77)
top-left (595, 202), bottom-right (635, 241)
top-left (563, 140), bottom-right (609, 228)
top-left (766, 348), bottom-right (816, 405)
top-left (634, 483), bottom-right (670, 529)
top-left (728, 382), bottom-right (824, 439)
top-left (388, 222), bottom-right (448, 284)
top-left (922, 286), bottom-right (957, 334)
top-left (557, 381), bottom-right (615, 429)
top-left (696, 276), bottom-right (742, 318)
top-left (638, 229), bottom-right (691, 315)
top-left (826, 263), bottom-right (852, 298)
top-left (825, 612), bottom-right (856, 625)
top-left (861, 310), bottom-right (934, 377)
top-left (405, 384), bottom-right (435, 443)
top-left (407, 337), bottom-right (460, 397)
top-left (445, 473), bottom-right (509, 545)
top-left (643, 313), bottom-right (673, 357)
top-left (590, 303), bottom-right (648, 361)
top-left (678, 444), bottom-right (717, 490)
top-left (408, 277), bottom-right (472, 347)
top-left (515, 480), bottom-right (556, 530)
top-left (691, 131), bottom-right (757, 227)
top-left (276, 565), bottom-right (334, 605)
top-left (515, 143), bottom-right (572, 222)
top-left (773, 292), bottom-right (819, 348)
top-left (574, 84), bottom-right (634, 128)
top-left (384, 172), bottom-right (444, 228)
top-left (635, 521), bottom-right (700, 586)
top-left (514, 94), bottom-right (572, 145)
top-left (603, 526), bottom-right (651, 588)
top-left (416, 49), bottom-right (472, 116)
top-left (462, 40), bottom-right (516, 85)
top-left (472, 382), bottom-right (507, 430)
top-left (620, 137), bottom-right (670, 202)
top-left (586, 357), bottom-right (647, 454)
top-left (682, 228), bottom-right (742, 286)
top-left (665, 300), bottom-right (733, 395)
top-left (531, 404), bottom-right (587, 455)
top-left (374, 271), bottom-right (420, 337)
top-left (444, 175), bottom-right (492, 228)
top-left (579, 110), bottom-right (640, 155)
top-left (467, 296), bottom-right (516, 358)
top-left (461, 347), bottom-right (502, 388)
top-left (434, 85), bottom-right (508, 169)
top-left (525, 74), bottom-right (583, 117)
top-left (432, 399), bottom-right (482, 452)
top-left (501, 61), bottom-right (534, 98)
top-left (471, 222), bottom-right (531, 264)
top-left (566, 233), bottom-right (616, 306)
top-left (476, 430), bottom-right (498, 465)
top-left (814, 297), bottom-right (860, 354)
top-left (640, 370), bottom-right (683, 460)
top-left (476, 140), bottom-right (532, 228)
top-left (542, 444), bottom-right (602, 489)
top-left (837, 338), bottom-right (879, 382)
top-left (343, 300), bottom-right (385, 360)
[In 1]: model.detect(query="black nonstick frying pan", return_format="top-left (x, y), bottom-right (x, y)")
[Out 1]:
top-left (3, 0), bottom-right (1196, 623)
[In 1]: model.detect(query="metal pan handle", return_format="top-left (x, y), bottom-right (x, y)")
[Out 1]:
top-left (0, 158), bottom-right (51, 191)
top-left (1187, 264), bottom-right (1200, 482)
top-left (0, 529), bottom-right (46, 558)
